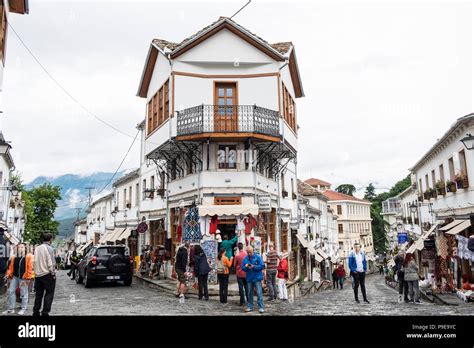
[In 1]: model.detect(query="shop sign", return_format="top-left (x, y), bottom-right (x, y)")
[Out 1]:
top-left (258, 194), bottom-right (271, 212)
top-left (136, 222), bottom-right (148, 234)
top-left (424, 238), bottom-right (435, 248)
top-left (397, 232), bottom-right (408, 244)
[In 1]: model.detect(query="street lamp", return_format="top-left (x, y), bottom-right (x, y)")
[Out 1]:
top-left (10, 185), bottom-right (19, 197)
top-left (460, 133), bottom-right (474, 150)
top-left (0, 139), bottom-right (11, 155)
top-left (111, 209), bottom-right (117, 218)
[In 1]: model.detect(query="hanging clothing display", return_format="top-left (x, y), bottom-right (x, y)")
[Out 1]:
top-left (244, 214), bottom-right (257, 235)
top-left (200, 216), bottom-right (210, 236)
top-left (201, 239), bottom-right (218, 283)
top-left (182, 206), bottom-right (202, 243)
top-left (236, 215), bottom-right (245, 232)
top-left (258, 213), bottom-right (266, 235)
top-left (177, 226), bottom-right (182, 243)
top-left (436, 234), bottom-right (449, 258)
top-left (456, 235), bottom-right (474, 262)
top-left (209, 215), bottom-right (219, 235)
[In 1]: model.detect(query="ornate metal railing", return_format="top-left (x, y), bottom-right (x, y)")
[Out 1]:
top-left (176, 105), bottom-right (280, 137)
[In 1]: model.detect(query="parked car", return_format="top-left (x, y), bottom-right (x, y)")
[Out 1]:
top-left (76, 245), bottom-right (133, 288)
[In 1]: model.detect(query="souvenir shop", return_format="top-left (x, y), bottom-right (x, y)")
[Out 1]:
top-left (413, 217), bottom-right (474, 298)
top-left (168, 199), bottom-right (278, 283)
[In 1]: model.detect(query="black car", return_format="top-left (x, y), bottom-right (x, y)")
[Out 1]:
top-left (76, 245), bottom-right (133, 288)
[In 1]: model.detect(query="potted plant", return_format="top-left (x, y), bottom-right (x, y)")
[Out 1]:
top-left (455, 172), bottom-right (469, 189)
top-left (282, 190), bottom-right (288, 198)
top-left (446, 179), bottom-right (457, 193)
top-left (418, 194), bottom-right (424, 202)
top-left (423, 190), bottom-right (430, 200)
top-left (435, 180), bottom-right (446, 195)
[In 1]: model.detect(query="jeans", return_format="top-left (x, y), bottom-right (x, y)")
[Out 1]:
top-left (407, 280), bottom-right (420, 302)
top-left (247, 281), bottom-right (264, 310)
top-left (338, 276), bottom-right (344, 289)
top-left (197, 274), bottom-right (209, 300)
top-left (351, 271), bottom-right (367, 301)
top-left (237, 276), bottom-right (248, 305)
top-left (7, 276), bottom-right (29, 310)
top-left (217, 274), bottom-right (229, 303)
top-left (333, 278), bottom-right (339, 289)
top-left (397, 271), bottom-right (409, 300)
top-left (266, 270), bottom-right (277, 299)
top-left (68, 264), bottom-right (77, 279)
top-left (277, 278), bottom-right (288, 300)
top-left (33, 273), bottom-right (56, 316)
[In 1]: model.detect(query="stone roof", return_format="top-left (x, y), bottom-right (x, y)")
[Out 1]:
top-left (323, 190), bottom-right (370, 203)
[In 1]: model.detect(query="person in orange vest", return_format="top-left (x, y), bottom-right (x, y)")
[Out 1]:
top-left (2, 243), bottom-right (34, 315)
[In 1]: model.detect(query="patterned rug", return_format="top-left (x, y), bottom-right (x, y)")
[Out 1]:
top-left (201, 239), bottom-right (218, 283)
top-left (182, 207), bottom-right (202, 243)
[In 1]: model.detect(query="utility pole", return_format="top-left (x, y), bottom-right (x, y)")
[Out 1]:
top-left (85, 186), bottom-right (95, 207)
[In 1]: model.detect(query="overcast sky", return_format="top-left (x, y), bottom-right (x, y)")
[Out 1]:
top-left (4, 0), bottom-right (473, 195)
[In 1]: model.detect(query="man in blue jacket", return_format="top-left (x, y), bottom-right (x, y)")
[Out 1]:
top-left (242, 246), bottom-right (265, 313)
top-left (348, 243), bottom-right (370, 304)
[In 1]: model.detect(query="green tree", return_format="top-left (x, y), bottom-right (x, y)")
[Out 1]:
top-left (367, 175), bottom-right (412, 254)
top-left (335, 184), bottom-right (356, 196)
top-left (23, 183), bottom-right (62, 244)
top-left (364, 183), bottom-right (376, 201)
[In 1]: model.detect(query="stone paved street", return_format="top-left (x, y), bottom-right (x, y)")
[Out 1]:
top-left (1, 271), bottom-right (472, 315)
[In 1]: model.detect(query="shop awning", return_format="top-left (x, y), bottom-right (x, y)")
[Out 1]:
top-left (316, 248), bottom-right (329, 260)
top-left (439, 220), bottom-right (464, 231)
top-left (446, 219), bottom-right (471, 235)
top-left (117, 228), bottom-right (132, 241)
top-left (413, 238), bottom-right (425, 251)
top-left (307, 246), bottom-right (323, 262)
top-left (198, 204), bottom-right (259, 217)
top-left (296, 232), bottom-right (309, 248)
top-left (3, 231), bottom-right (20, 245)
top-left (99, 228), bottom-right (123, 244)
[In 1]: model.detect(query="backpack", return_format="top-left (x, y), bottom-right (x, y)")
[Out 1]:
top-left (468, 237), bottom-right (474, 252)
top-left (216, 258), bottom-right (225, 274)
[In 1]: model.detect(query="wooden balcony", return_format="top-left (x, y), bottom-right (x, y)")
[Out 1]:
top-left (176, 104), bottom-right (281, 142)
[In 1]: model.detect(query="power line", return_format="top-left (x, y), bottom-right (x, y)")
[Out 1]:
top-left (8, 22), bottom-right (138, 140)
top-left (55, 129), bottom-right (140, 209)
top-left (230, 0), bottom-right (252, 19)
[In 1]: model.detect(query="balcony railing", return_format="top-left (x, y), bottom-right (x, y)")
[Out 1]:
top-left (176, 104), bottom-right (280, 137)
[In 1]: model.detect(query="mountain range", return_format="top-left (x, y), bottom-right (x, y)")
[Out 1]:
top-left (26, 171), bottom-right (129, 238)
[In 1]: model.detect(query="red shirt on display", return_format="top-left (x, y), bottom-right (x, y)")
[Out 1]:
top-left (244, 215), bottom-right (257, 235)
top-left (209, 215), bottom-right (219, 234)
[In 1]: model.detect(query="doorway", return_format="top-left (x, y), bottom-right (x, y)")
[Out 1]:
top-left (214, 82), bottom-right (237, 132)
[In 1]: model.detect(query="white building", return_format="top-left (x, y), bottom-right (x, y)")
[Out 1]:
top-left (381, 186), bottom-right (422, 251)
top-left (406, 113), bottom-right (474, 287)
top-left (322, 188), bottom-right (375, 271)
top-left (135, 17), bottom-right (304, 280)
top-left (297, 180), bottom-right (339, 282)
top-left (410, 113), bottom-right (474, 223)
top-left (83, 192), bottom-right (114, 252)
top-left (0, 1), bottom-right (28, 246)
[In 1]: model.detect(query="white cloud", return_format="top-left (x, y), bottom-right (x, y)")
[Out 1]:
top-left (2, 0), bottom-right (472, 192)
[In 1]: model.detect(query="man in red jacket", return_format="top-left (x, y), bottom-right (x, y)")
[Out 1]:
top-left (234, 242), bottom-right (248, 306)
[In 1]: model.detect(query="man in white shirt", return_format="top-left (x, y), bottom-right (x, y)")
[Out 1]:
top-left (33, 233), bottom-right (57, 316)
top-left (348, 243), bottom-right (369, 304)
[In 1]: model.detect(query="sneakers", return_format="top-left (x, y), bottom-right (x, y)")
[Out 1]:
top-left (245, 308), bottom-right (252, 312)
top-left (414, 300), bottom-right (423, 305)
top-left (259, 308), bottom-right (265, 314)
top-left (17, 309), bottom-right (27, 315)
top-left (2, 309), bottom-right (14, 315)
top-left (363, 299), bottom-right (370, 304)
top-left (355, 299), bottom-right (360, 303)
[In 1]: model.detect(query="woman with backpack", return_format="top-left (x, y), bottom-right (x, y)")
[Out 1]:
top-left (193, 245), bottom-right (211, 301)
top-left (276, 254), bottom-right (289, 301)
top-left (216, 248), bottom-right (233, 304)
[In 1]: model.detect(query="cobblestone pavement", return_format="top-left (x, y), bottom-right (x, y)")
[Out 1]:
top-left (0, 271), bottom-right (472, 315)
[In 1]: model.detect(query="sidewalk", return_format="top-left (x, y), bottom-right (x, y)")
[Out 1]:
top-left (385, 280), bottom-right (472, 306)
top-left (134, 274), bottom-right (240, 299)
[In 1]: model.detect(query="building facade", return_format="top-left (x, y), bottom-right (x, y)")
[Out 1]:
top-left (135, 17), bottom-right (304, 278)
